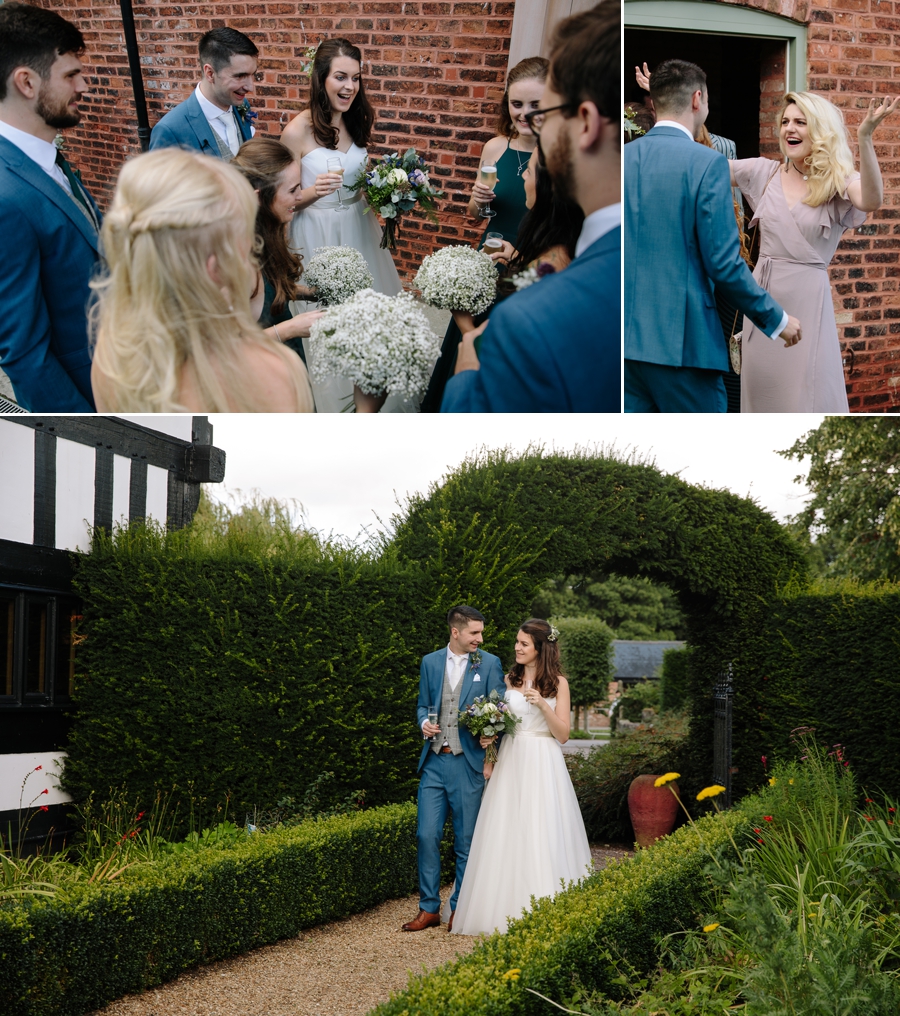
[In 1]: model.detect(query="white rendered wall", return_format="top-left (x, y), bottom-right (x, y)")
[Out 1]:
top-left (0, 752), bottom-right (70, 812)
top-left (112, 454), bottom-right (131, 528)
top-left (0, 420), bottom-right (34, 544)
top-left (55, 438), bottom-right (96, 552)
top-left (146, 464), bottom-right (169, 527)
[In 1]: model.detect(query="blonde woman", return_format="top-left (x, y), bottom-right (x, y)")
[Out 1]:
top-left (90, 149), bottom-right (314, 412)
top-left (730, 91), bottom-right (899, 412)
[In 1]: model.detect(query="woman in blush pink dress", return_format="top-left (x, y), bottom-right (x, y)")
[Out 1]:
top-left (731, 91), bottom-right (899, 413)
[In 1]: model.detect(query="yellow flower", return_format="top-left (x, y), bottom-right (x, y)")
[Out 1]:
top-left (654, 772), bottom-right (680, 788)
top-left (789, 779), bottom-right (794, 785)
top-left (768, 777), bottom-right (777, 786)
top-left (703, 923), bottom-right (720, 932)
top-left (502, 969), bottom-right (521, 981)
top-left (696, 785), bottom-right (726, 801)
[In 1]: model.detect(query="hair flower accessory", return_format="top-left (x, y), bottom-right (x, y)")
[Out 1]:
top-left (547, 625), bottom-right (560, 642)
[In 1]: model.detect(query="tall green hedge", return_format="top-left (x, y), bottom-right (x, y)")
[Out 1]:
top-left (66, 449), bottom-right (807, 820)
top-left (553, 615), bottom-right (615, 714)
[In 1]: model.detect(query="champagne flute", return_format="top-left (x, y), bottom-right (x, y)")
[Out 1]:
top-left (427, 704), bottom-right (439, 741)
top-left (326, 155), bottom-right (347, 212)
top-left (479, 163), bottom-right (497, 218)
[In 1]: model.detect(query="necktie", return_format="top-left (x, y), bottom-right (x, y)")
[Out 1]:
top-left (55, 151), bottom-right (99, 231)
top-left (219, 111), bottom-right (239, 155)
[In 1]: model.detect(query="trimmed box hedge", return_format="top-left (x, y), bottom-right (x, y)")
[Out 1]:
top-left (370, 808), bottom-right (748, 1016)
top-left (0, 803), bottom-right (437, 1016)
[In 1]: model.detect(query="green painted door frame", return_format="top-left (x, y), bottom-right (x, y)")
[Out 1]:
top-left (624, 0), bottom-right (808, 92)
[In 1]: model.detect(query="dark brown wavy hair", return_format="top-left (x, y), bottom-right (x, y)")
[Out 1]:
top-left (232, 137), bottom-right (303, 316)
top-left (507, 618), bottom-right (562, 699)
top-left (497, 56), bottom-right (549, 139)
top-left (308, 38), bottom-right (374, 150)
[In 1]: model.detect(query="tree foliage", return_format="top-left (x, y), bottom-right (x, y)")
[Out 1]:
top-left (552, 616), bottom-right (615, 723)
top-left (781, 418), bottom-right (900, 582)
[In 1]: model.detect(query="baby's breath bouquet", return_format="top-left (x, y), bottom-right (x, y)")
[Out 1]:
top-left (458, 689), bottom-right (520, 764)
top-left (303, 246), bottom-right (373, 306)
top-left (307, 288), bottom-right (440, 401)
top-left (414, 245), bottom-right (497, 316)
top-left (349, 148), bottom-right (441, 250)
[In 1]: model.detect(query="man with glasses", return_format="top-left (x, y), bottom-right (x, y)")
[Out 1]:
top-left (441, 1), bottom-right (620, 413)
top-left (150, 27), bottom-right (258, 159)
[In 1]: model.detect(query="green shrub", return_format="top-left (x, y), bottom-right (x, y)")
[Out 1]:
top-left (659, 647), bottom-right (690, 712)
top-left (0, 803), bottom-right (443, 1016)
top-left (553, 616), bottom-right (615, 707)
top-left (369, 808), bottom-right (748, 1016)
top-left (565, 725), bottom-right (689, 842)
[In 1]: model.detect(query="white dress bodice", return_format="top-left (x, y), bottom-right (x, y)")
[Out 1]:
top-left (505, 687), bottom-right (556, 736)
top-left (299, 143), bottom-right (367, 208)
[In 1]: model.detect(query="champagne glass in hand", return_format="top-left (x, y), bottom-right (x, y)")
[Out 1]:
top-left (326, 156), bottom-right (347, 212)
top-left (479, 163), bottom-right (498, 218)
top-left (427, 704), bottom-right (439, 741)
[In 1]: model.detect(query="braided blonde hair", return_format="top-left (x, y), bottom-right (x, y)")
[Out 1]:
top-left (90, 149), bottom-right (312, 412)
top-left (778, 92), bottom-right (855, 208)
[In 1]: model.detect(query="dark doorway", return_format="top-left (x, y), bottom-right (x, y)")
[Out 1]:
top-left (625, 30), bottom-right (784, 159)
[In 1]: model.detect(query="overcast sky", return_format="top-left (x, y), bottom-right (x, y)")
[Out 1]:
top-left (199, 414), bottom-right (826, 544)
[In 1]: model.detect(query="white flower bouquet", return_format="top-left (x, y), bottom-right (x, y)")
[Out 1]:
top-left (303, 246), bottom-right (374, 306)
top-left (458, 689), bottom-right (520, 764)
top-left (306, 288), bottom-right (441, 400)
top-left (414, 245), bottom-right (497, 316)
top-left (349, 148), bottom-right (441, 250)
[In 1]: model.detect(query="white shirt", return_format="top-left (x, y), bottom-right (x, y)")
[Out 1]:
top-left (194, 83), bottom-right (253, 155)
top-left (444, 645), bottom-right (468, 692)
top-left (652, 121), bottom-right (787, 341)
top-left (575, 203), bottom-right (620, 258)
top-left (0, 118), bottom-right (71, 194)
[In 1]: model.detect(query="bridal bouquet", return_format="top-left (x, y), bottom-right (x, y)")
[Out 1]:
top-left (350, 148), bottom-right (441, 250)
top-left (414, 245), bottom-right (497, 316)
top-left (303, 246), bottom-right (373, 306)
top-left (458, 689), bottom-right (519, 765)
top-left (306, 288), bottom-right (440, 401)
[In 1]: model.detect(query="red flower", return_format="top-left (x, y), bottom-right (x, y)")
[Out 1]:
top-left (889, 808), bottom-right (896, 813)
top-left (757, 838), bottom-right (764, 844)
top-left (40, 788), bottom-right (48, 795)
top-left (753, 828), bottom-right (761, 833)
top-left (761, 755), bottom-right (767, 769)
top-left (39, 805), bottom-right (49, 812)
top-left (34, 765), bottom-right (42, 771)
top-left (129, 830), bottom-right (137, 838)
top-left (866, 798), bottom-right (874, 803)
top-left (135, 812), bottom-right (145, 821)
top-left (865, 816), bottom-right (873, 822)
top-left (764, 816), bottom-right (774, 822)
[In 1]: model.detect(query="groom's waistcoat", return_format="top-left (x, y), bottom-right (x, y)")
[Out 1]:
top-left (433, 668), bottom-right (463, 755)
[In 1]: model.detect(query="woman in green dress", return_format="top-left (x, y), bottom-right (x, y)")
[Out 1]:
top-left (232, 138), bottom-right (324, 365)
top-left (419, 56), bottom-right (548, 411)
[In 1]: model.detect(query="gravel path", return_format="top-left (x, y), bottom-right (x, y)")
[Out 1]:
top-left (90, 847), bottom-right (632, 1016)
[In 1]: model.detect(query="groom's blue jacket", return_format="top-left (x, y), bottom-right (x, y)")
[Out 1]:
top-left (416, 648), bottom-right (505, 774)
top-left (624, 125), bottom-right (784, 371)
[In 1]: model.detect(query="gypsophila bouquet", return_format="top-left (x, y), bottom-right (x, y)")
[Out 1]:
top-left (350, 148), bottom-right (441, 250)
top-left (303, 246), bottom-right (374, 306)
top-left (307, 288), bottom-right (441, 401)
top-left (509, 261), bottom-right (557, 292)
top-left (414, 245), bottom-right (497, 316)
top-left (458, 688), bottom-right (520, 764)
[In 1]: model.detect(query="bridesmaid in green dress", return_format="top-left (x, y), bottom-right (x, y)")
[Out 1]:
top-left (420, 57), bottom-right (548, 411)
top-left (232, 138), bottom-right (324, 366)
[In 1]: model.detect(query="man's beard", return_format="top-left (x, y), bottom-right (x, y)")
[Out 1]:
top-left (542, 126), bottom-right (577, 205)
top-left (36, 84), bottom-right (81, 130)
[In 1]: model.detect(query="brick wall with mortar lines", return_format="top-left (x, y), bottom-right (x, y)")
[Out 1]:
top-left (722, 0), bottom-right (900, 411)
top-left (40, 0), bottom-right (515, 282)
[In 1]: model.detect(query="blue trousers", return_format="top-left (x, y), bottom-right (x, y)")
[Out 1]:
top-left (417, 750), bottom-right (485, 913)
top-left (625, 359), bottom-right (727, 413)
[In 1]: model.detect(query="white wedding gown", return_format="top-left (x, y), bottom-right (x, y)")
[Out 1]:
top-left (451, 687), bottom-right (593, 936)
top-left (288, 143), bottom-right (420, 413)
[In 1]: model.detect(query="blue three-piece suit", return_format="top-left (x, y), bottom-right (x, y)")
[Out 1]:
top-left (415, 647), bottom-right (505, 914)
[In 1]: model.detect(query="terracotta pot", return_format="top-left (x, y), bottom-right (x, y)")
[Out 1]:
top-left (627, 774), bottom-right (680, 848)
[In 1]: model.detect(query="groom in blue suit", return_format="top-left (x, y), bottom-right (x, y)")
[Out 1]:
top-left (149, 27), bottom-right (257, 159)
top-left (402, 605), bottom-right (505, 933)
top-left (441, 2), bottom-right (620, 413)
top-left (0, 3), bottom-right (100, 412)
top-left (624, 59), bottom-right (802, 412)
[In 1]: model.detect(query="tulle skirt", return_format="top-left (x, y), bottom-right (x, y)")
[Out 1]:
top-left (451, 730), bottom-right (592, 936)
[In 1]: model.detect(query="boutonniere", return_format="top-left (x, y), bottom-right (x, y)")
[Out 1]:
top-left (470, 649), bottom-right (483, 670)
top-left (236, 98), bottom-right (258, 124)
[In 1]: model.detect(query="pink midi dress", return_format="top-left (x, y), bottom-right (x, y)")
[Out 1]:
top-left (732, 158), bottom-right (866, 413)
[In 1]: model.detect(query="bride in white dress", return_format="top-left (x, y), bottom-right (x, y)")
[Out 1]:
top-left (281, 39), bottom-right (414, 413)
top-left (451, 618), bottom-right (593, 936)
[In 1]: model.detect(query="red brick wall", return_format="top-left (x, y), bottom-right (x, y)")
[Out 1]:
top-left (40, 0), bottom-right (515, 282)
top-left (723, 0), bottom-right (900, 412)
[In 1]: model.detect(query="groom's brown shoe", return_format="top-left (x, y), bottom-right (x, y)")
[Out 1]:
top-left (401, 909), bottom-right (441, 932)
top-left (447, 910), bottom-right (455, 933)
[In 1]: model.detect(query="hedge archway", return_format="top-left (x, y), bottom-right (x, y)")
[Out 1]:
top-left (66, 448), bottom-right (806, 820)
